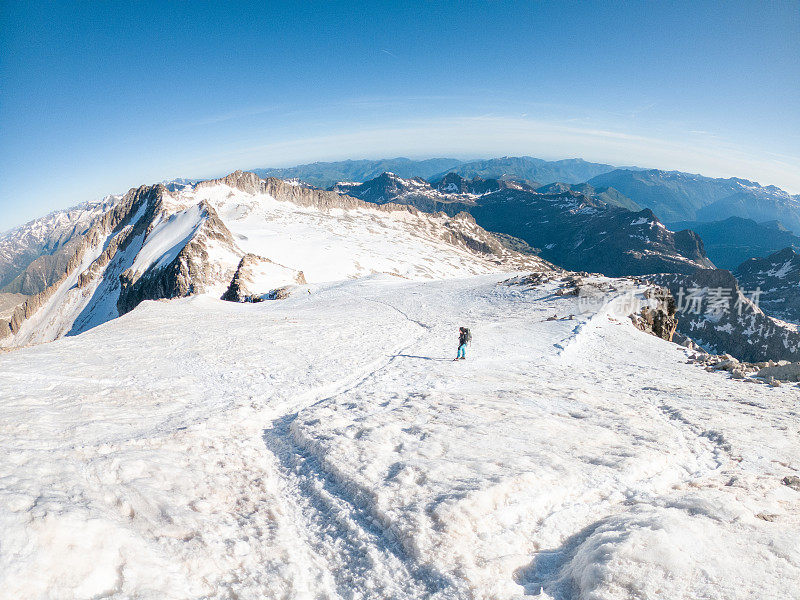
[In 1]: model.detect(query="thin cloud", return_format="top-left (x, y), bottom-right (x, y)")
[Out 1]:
top-left (173, 104), bottom-right (285, 129)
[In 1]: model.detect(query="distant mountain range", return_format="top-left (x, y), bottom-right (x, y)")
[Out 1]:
top-left (255, 156), bottom-right (624, 190)
top-left (252, 158), bottom-right (464, 189)
top-left (257, 158), bottom-right (800, 239)
top-left (428, 156), bottom-right (622, 186)
top-left (333, 172), bottom-right (712, 276)
top-left (667, 217), bottom-right (800, 270)
top-left (588, 169), bottom-right (800, 233)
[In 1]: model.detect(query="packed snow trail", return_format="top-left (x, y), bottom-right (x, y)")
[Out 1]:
top-left (0, 274), bottom-right (798, 599)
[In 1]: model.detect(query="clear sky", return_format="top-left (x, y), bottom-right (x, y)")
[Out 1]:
top-left (1, 0), bottom-right (798, 231)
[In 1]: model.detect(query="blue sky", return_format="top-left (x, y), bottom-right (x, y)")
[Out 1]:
top-left (1, 0), bottom-right (798, 230)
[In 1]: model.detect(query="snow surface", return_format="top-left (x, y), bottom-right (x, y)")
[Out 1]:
top-left (246, 258), bottom-right (301, 296)
top-left (130, 204), bottom-right (205, 275)
top-left (196, 183), bottom-right (515, 282)
top-left (1, 273), bottom-right (798, 599)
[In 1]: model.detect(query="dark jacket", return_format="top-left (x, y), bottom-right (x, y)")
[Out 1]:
top-left (459, 331), bottom-right (468, 346)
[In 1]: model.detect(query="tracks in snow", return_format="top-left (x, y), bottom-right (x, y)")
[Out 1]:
top-left (261, 299), bottom-right (459, 599)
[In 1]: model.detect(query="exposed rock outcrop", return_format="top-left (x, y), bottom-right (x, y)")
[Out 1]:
top-left (631, 286), bottom-right (678, 341)
top-left (756, 362), bottom-right (800, 382)
top-left (221, 253), bottom-right (305, 303)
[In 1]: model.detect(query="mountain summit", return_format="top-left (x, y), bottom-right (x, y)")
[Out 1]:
top-left (0, 171), bottom-right (550, 348)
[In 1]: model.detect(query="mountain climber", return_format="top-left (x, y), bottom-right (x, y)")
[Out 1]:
top-left (455, 326), bottom-right (471, 360)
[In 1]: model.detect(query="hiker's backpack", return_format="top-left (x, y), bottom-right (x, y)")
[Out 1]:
top-left (464, 328), bottom-right (472, 344)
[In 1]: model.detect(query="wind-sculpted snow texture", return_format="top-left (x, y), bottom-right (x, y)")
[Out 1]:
top-left (1, 274), bottom-right (797, 599)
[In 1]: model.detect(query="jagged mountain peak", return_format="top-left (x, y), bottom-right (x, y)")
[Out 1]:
top-left (1, 171), bottom-right (552, 348)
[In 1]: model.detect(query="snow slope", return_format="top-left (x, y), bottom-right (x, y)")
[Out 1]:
top-left (5, 200), bottom-right (151, 347)
top-left (195, 180), bottom-right (530, 282)
top-left (1, 273), bottom-right (797, 599)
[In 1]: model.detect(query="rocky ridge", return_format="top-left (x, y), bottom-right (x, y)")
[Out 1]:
top-left (0, 185), bottom-right (158, 343)
top-left (0, 197), bottom-right (119, 294)
top-left (1, 171), bottom-right (553, 347)
top-left (331, 172), bottom-right (713, 277)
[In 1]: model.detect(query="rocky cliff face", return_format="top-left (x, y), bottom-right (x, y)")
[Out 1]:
top-left (651, 269), bottom-right (800, 362)
top-left (631, 286), bottom-right (678, 341)
top-left (735, 247), bottom-right (800, 325)
top-left (330, 173), bottom-right (713, 277)
top-left (116, 199), bottom-right (240, 315)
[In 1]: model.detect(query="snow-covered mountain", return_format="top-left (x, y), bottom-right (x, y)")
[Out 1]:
top-left (652, 268), bottom-right (800, 362)
top-left (331, 171), bottom-right (535, 210)
top-left (0, 196), bottom-right (119, 294)
top-left (1, 272), bottom-right (798, 599)
top-left (736, 247), bottom-right (800, 325)
top-left (332, 172), bottom-right (713, 276)
top-left (0, 171), bottom-right (550, 348)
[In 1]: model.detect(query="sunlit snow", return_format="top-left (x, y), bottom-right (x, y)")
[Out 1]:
top-left (1, 274), bottom-right (797, 599)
